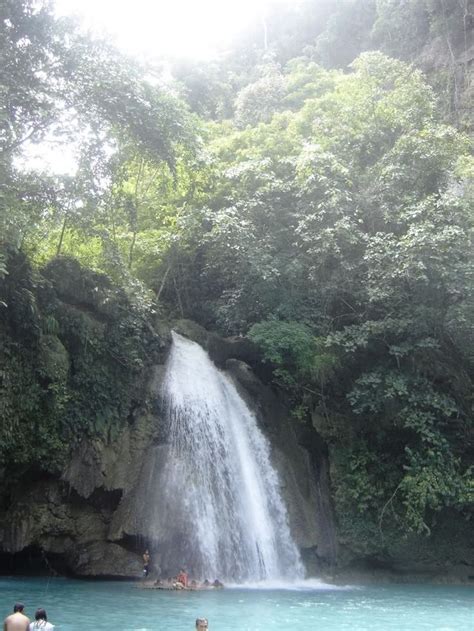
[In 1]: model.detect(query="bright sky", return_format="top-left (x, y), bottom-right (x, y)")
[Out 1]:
top-left (54, 0), bottom-right (300, 60)
top-left (20, 0), bottom-right (301, 175)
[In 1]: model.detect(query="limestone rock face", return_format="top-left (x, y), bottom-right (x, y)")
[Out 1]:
top-left (172, 319), bottom-right (209, 348)
top-left (1, 323), bottom-right (471, 582)
top-left (225, 358), bottom-right (336, 568)
top-left (1, 317), bottom-right (471, 582)
top-left (208, 334), bottom-right (261, 368)
top-left (72, 541), bottom-right (142, 577)
top-left (0, 479), bottom-right (139, 576)
top-left (172, 319), bottom-right (262, 369)
top-left (0, 326), bottom-right (333, 578)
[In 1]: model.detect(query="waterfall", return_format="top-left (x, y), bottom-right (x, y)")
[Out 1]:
top-left (157, 332), bottom-right (304, 583)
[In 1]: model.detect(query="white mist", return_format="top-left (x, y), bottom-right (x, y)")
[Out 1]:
top-left (159, 332), bottom-right (304, 583)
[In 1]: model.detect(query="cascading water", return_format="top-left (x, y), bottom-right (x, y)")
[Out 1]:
top-left (157, 332), bottom-right (304, 583)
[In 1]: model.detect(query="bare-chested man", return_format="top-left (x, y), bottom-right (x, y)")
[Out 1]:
top-left (3, 603), bottom-right (29, 631)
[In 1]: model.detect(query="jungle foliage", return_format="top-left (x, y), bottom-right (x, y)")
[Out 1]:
top-left (0, 250), bottom-right (163, 479)
top-left (1, 0), bottom-right (473, 553)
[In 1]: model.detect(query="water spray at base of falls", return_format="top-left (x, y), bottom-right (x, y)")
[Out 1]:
top-left (156, 332), bottom-right (304, 583)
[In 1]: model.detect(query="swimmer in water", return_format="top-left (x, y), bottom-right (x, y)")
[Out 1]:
top-left (4, 603), bottom-right (30, 631)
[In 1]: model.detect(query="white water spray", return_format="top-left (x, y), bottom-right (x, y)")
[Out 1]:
top-left (158, 332), bottom-right (304, 583)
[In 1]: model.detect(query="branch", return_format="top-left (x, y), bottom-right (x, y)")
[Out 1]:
top-left (156, 260), bottom-right (172, 303)
top-left (378, 481), bottom-right (403, 543)
top-left (1, 119), bottom-right (52, 155)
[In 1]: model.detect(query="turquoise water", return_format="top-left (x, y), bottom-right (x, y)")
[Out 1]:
top-left (1, 578), bottom-right (472, 630)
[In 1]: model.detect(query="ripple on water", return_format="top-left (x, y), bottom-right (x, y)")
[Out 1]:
top-left (1, 578), bottom-right (473, 631)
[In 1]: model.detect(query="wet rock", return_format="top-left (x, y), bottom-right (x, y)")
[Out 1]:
top-left (225, 358), bottom-right (337, 564)
top-left (71, 541), bottom-right (142, 577)
top-left (208, 334), bottom-right (261, 367)
top-left (2, 318), bottom-right (470, 581)
top-left (173, 319), bottom-right (209, 347)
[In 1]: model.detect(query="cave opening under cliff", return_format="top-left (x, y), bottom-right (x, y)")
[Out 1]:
top-left (0, 546), bottom-right (72, 577)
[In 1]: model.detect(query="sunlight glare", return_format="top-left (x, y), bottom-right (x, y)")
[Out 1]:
top-left (54, 0), bottom-right (300, 60)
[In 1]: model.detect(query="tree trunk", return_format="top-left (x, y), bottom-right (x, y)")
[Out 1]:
top-left (56, 215), bottom-right (68, 256)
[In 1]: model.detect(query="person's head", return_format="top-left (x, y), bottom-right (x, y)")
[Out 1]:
top-left (13, 603), bottom-right (25, 613)
top-left (35, 608), bottom-right (47, 622)
top-left (196, 618), bottom-right (208, 630)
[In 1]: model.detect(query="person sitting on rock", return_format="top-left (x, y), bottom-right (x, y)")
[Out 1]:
top-left (177, 568), bottom-right (188, 588)
top-left (172, 575), bottom-right (183, 589)
top-left (212, 579), bottom-right (224, 588)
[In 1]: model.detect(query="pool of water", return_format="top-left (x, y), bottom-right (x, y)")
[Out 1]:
top-left (0, 577), bottom-right (472, 630)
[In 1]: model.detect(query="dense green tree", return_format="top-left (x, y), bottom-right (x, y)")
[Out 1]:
top-left (157, 52), bottom-right (473, 541)
top-left (0, 0), bottom-right (196, 284)
top-left (0, 0), bottom-right (472, 563)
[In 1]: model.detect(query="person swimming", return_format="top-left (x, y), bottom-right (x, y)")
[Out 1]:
top-left (4, 603), bottom-right (29, 631)
top-left (195, 618), bottom-right (208, 630)
top-left (29, 608), bottom-right (54, 630)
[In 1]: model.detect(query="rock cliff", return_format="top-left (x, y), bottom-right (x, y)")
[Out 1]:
top-left (0, 316), bottom-right (331, 578)
top-left (0, 271), bottom-right (471, 582)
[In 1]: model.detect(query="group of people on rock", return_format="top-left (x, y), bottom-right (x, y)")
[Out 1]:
top-left (153, 575), bottom-right (224, 590)
top-left (142, 550), bottom-right (224, 590)
top-left (4, 603), bottom-right (54, 631)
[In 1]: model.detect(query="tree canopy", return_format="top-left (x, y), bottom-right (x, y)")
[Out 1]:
top-left (1, 0), bottom-right (472, 558)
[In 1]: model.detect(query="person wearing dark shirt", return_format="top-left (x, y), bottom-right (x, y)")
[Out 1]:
top-left (142, 550), bottom-right (150, 577)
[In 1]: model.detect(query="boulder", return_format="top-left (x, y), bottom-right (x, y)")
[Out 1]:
top-left (71, 541), bottom-right (142, 578)
top-left (172, 319), bottom-right (209, 347)
top-left (208, 334), bottom-right (261, 367)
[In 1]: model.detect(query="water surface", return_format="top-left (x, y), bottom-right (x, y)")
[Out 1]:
top-left (1, 578), bottom-right (472, 630)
